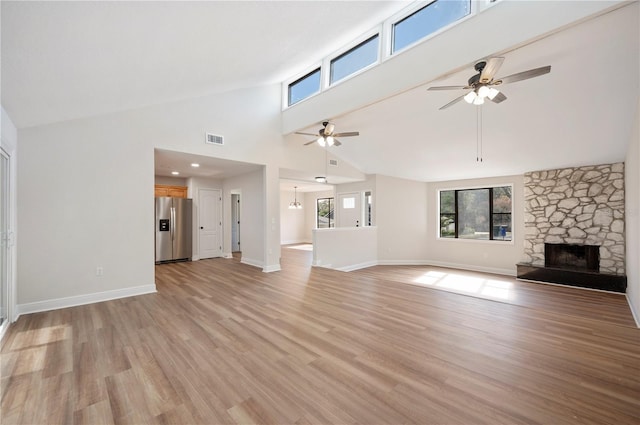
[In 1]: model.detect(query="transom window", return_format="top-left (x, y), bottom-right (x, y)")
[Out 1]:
top-left (439, 186), bottom-right (512, 241)
top-left (283, 0), bottom-right (485, 109)
top-left (288, 68), bottom-right (321, 106)
top-left (330, 34), bottom-right (379, 85)
top-left (392, 0), bottom-right (471, 53)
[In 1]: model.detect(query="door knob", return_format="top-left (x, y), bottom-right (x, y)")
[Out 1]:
top-left (200, 226), bottom-right (204, 229)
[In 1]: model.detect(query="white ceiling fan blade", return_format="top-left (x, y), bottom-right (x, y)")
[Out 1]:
top-left (439, 94), bottom-right (466, 110)
top-left (480, 57), bottom-right (504, 83)
top-left (324, 122), bottom-right (335, 135)
top-left (333, 131), bottom-right (359, 137)
top-left (427, 85), bottom-right (468, 91)
top-left (497, 65), bottom-right (551, 85)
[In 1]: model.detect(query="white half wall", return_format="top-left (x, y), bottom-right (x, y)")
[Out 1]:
top-left (625, 98), bottom-right (640, 326)
top-left (313, 226), bottom-right (377, 271)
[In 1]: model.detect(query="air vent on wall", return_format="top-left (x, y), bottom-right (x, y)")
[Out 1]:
top-left (206, 133), bottom-right (224, 145)
top-left (329, 159), bottom-right (338, 166)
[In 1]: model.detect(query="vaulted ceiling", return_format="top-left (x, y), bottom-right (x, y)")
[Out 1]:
top-left (3, 1), bottom-right (639, 184)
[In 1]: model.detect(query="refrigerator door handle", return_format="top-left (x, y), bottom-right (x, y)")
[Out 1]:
top-left (170, 207), bottom-right (175, 241)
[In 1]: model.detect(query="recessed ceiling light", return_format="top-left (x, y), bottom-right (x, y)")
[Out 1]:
top-left (171, 171), bottom-right (180, 175)
top-left (191, 163), bottom-right (200, 168)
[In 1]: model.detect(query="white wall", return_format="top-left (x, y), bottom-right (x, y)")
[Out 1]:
top-left (16, 85), bottom-right (283, 308)
top-left (280, 188), bottom-right (306, 245)
top-left (625, 98), bottom-right (640, 326)
top-left (1, 107), bottom-right (18, 324)
top-left (222, 169), bottom-right (264, 268)
top-left (376, 174), bottom-right (429, 263)
top-left (15, 81), bottom-right (371, 309)
top-left (426, 175), bottom-right (525, 276)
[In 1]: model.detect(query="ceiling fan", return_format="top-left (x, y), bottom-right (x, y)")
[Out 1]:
top-left (295, 121), bottom-right (359, 147)
top-left (428, 57), bottom-right (551, 110)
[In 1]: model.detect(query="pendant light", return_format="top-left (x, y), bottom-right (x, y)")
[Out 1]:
top-left (288, 186), bottom-right (302, 209)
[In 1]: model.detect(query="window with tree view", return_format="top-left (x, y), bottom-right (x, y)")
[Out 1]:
top-left (439, 186), bottom-right (512, 241)
top-left (317, 197), bottom-right (334, 229)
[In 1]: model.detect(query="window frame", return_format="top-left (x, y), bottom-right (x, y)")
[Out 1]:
top-left (388, 0), bottom-right (473, 55)
top-left (364, 190), bottom-right (373, 227)
top-left (328, 32), bottom-right (381, 86)
top-left (316, 197), bottom-right (335, 229)
top-left (284, 65), bottom-right (322, 108)
top-left (437, 184), bottom-right (514, 243)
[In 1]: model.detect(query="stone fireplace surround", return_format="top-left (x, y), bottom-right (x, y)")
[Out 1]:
top-left (517, 162), bottom-right (626, 292)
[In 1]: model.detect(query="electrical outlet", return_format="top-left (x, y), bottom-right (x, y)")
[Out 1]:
top-left (96, 266), bottom-right (104, 277)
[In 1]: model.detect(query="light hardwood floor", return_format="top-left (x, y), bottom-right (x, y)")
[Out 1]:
top-left (2, 247), bottom-right (639, 424)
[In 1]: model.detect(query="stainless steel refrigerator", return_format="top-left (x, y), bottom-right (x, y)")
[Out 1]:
top-left (155, 197), bottom-right (192, 263)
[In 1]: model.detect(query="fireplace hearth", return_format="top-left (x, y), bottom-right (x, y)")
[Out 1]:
top-left (517, 243), bottom-right (626, 293)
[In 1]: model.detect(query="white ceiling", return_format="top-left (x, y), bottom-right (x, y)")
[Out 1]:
top-left (155, 149), bottom-right (261, 179)
top-left (1, 0), bottom-right (409, 128)
top-left (291, 2), bottom-right (639, 182)
top-left (3, 1), bottom-right (639, 185)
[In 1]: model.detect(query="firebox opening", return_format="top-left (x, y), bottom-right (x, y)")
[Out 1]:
top-left (545, 243), bottom-right (599, 271)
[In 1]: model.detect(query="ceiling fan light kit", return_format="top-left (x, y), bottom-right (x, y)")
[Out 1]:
top-left (428, 57), bottom-right (551, 110)
top-left (296, 121), bottom-right (359, 148)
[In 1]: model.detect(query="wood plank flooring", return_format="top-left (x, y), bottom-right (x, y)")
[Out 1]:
top-left (2, 247), bottom-right (639, 424)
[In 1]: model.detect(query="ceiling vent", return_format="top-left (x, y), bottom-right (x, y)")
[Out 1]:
top-left (206, 133), bottom-right (224, 145)
top-left (329, 159), bottom-right (338, 166)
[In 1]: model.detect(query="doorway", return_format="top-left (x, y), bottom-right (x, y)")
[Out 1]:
top-left (337, 192), bottom-right (361, 227)
top-left (231, 193), bottom-right (241, 253)
top-left (198, 188), bottom-right (223, 259)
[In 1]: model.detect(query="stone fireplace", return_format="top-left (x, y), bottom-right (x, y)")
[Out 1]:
top-left (517, 163), bottom-right (626, 292)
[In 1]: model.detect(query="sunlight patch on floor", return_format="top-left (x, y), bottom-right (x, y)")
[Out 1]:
top-left (412, 271), bottom-right (516, 301)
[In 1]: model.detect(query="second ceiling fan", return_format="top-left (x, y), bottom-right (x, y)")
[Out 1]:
top-left (296, 121), bottom-right (359, 147)
top-left (428, 57), bottom-right (551, 110)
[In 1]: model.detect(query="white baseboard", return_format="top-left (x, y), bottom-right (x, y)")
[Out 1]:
top-left (263, 264), bottom-right (282, 273)
top-left (281, 240), bottom-right (309, 245)
top-left (626, 294), bottom-right (640, 328)
top-left (377, 259), bottom-right (432, 266)
top-left (223, 252), bottom-right (234, 259)
top-left (16, 284), bottom-right (157, 317)
top-left (336, 261), bottom-right (379, 272)
top-left (240, 257), bottom-right (263, 269)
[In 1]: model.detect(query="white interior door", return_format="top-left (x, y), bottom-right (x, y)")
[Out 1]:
top-left (337, 192), bottom-right (361, 227)
top-left (199, 189), bottom-right (222, 259)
